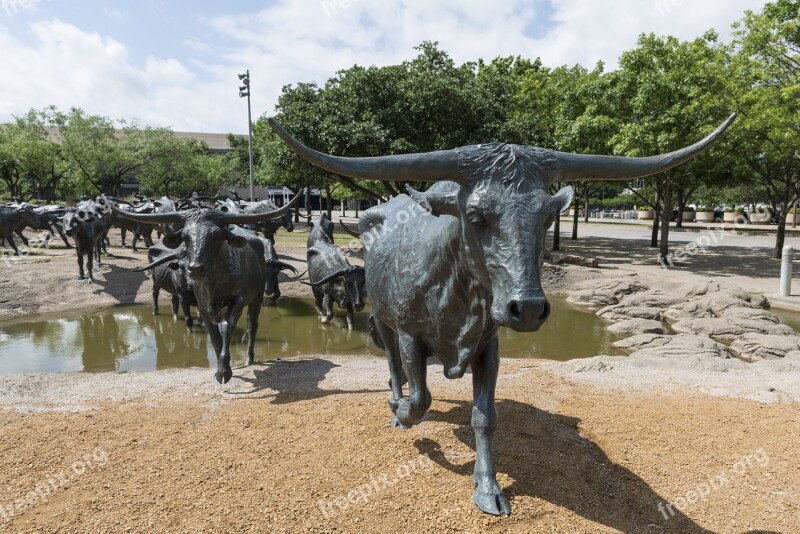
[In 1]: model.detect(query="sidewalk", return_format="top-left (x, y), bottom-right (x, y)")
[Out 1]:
top-left (560, 215), bottom-right (800, 234)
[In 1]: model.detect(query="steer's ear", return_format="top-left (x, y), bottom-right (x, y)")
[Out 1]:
top-left (162, 235), bottom-right (182, 249)
top-left (552, 186), bottom-right (574, 214)
top-left (405, 184), bottom-right (459, 217)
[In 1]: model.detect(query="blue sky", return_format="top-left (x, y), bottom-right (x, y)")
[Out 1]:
top-left (0, 0), bottom-right (771, 134)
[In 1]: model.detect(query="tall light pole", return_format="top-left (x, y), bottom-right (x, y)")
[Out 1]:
top-left (238, 70), bottom-right (255, 202)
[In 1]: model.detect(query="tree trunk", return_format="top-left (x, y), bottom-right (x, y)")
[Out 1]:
top-left (650, 213), bottom-right (661, 248)
top-left (326, 186), bottom-right (333, 220)
top-left (355, 201), bottom-right (359, 218)
top-left (650, 190), bottom-right (660, 248)
top-left (658, 174), bottom-right (673, 265)
top-left (675, 204), bottom-right (684, 228)
top-left (553, 212), bottom-right (561, 251)
top-left (305, 187), bottom-right (311, 217)
top-left (774, 212), bottom-right (787, 259)
top-left (571, 202), bottom-right (579, 240)
top-left (583, 189), bottom-right (590, 224)
top-left (294, 184), bottom-right (300, 223)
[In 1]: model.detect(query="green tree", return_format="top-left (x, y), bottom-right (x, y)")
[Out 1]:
top-left (612, 32), bottom-right (732, 264)
top-left (0, 109), bottom-right (67, 201)
top-left (53, 108), bottom-right (159, 196)
top-left (725, 0), bottom-right (799, 257)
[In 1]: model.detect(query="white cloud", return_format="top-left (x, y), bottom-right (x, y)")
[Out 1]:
top-left (102, 7), bottom-right (128, 21)
top-left (0, 0), bottom-right (771, 133)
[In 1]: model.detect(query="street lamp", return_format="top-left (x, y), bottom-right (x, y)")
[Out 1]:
top-left (238, 70), bottom-right (255, 202)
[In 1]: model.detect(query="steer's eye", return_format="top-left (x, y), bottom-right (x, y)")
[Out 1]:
top-left (466, 209), bottom-right (484, 226)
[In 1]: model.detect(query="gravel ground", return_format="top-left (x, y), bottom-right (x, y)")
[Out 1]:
top-left (0, 357), bottom-right (797, 533)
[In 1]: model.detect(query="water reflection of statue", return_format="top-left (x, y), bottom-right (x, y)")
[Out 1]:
top-left (79, 314), bottom-right (129, 372)
top-left (152, 313), bottom-right (208, 370)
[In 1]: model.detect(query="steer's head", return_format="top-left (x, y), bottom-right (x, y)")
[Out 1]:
top-left (62, 209), bottom-right (94, 237)
top-left (17, 207), bottom-right (40, 228)
top-left (280, 210), bottom-right (294, 233)
top-left (308, 265), bottom-right (366, 311)
top-left (268, 114), bottom-right (735, 332)
top-left (104, 192), bottom-right (303, 280)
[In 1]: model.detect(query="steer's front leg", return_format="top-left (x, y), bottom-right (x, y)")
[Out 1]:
top-left (202, 310), bottom-right (225, 384)
top-left (217, 298), bottom-right (246, 382)
top-left (388, 333), bottom-right (431, 427)
top-left (471, 336), bottom-right (510, 516)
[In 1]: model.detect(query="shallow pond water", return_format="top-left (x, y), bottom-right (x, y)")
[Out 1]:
top-left (0, 297), bottom-right (625, 373)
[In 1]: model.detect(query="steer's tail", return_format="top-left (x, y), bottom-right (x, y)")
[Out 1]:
top-left (368, 314), bottom-right (386, 351)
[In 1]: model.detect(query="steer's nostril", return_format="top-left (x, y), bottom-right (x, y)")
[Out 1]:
top-left (509, 301), bottom-right (521, 320)
top-left (539, 301), bottom-right (551, 322)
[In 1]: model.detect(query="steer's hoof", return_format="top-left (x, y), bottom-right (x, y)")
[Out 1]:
top-left (215, 368), bottom-right (233, 384)
top-left (389, 415), bottom-right (410, 430)
top-left (473, 483), bottom-right (511, 516)
top-left (387, 398), bottom-right (417, 427)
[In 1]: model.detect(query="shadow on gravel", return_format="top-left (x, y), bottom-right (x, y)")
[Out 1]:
top-left (230, 358), bottom-right (384, 403)
top-left (91, 263), bottom-right (148, 304)
top-left (415, 399), bottom-right (712, 534)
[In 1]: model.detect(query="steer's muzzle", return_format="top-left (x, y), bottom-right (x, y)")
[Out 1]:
top-left (188, 264), bottom-right (206, 279)
top-left (506, 297), bottom-right (550, 332)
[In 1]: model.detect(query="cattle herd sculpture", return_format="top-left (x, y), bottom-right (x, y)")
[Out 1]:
top-left (0, 113), bottom-right (735, 515)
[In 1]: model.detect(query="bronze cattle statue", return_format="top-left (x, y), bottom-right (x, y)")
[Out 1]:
top-left (269, 114), bottom-right (735, 515)
top-left (107, 194), bottom-right (300, 383)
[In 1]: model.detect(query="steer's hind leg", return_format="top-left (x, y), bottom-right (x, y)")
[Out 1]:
top-left (245, 298), bottom-right (262, 365)
top-left (389, 333), bottom-right (431, 428)
top-left (87, 245), bottom-right (96, 280)
top-left (57, 227), bottom-right (72, 249)
top-left (375, 320), bottom-right (408, 429)
top-left (76, 251), bottom-right (86, 279)
top-left (152, 282), bottom-right (160, 315)
top-left (181, 297), bottom-right (193, 328)
top-left (322, 294), bottom-right (334, 323)
top-left (15, 229), bottom-right (29, 247)
top-left (5, 234), bottom-right (19, 256)
top-left (171, 295), bottom-right (180, 320)
top-left (471, 336), bottom-right (510, 516)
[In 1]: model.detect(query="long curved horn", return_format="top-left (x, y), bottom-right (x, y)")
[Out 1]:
top-left (306, 268), bottom-right (351, 287)
top-left (277, 262), bottom-right (300, 277)
top-left (268, 119), bottom-right (462, 182)
top-left (102, 195), bottom-right (185, 224)
top-left (339, 220), bottom-right (361, 238)
top-left (212, 192), bottom-right (302, 225)
top-left (293, 209), bottom-right (313, 219)
top-left (131, 252), bottom-right (181, 272)
top-left (554, 113), bottom-right (736, 182)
